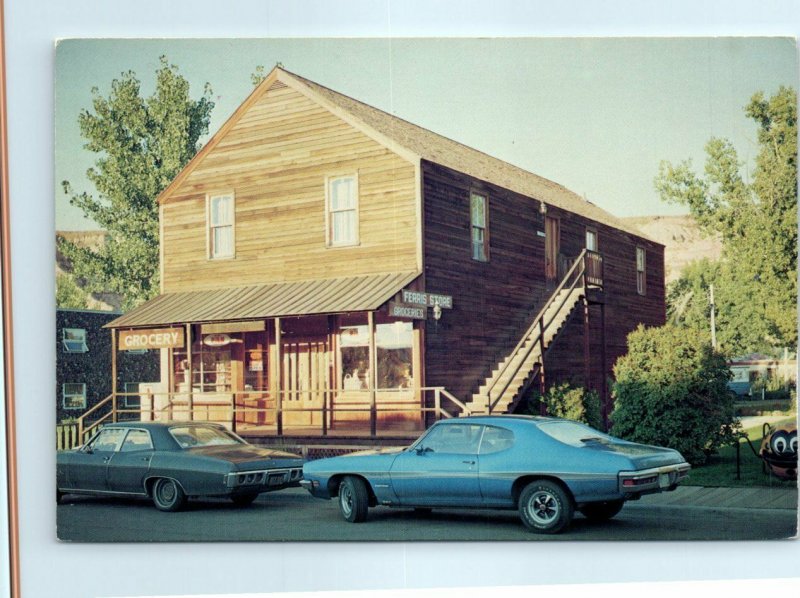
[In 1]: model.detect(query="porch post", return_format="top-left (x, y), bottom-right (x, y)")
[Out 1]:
top-left (368, 311), bottom-right (377, 437)
top-left (111, 328), bottom-right (118, 422)
top-left (185, 323), bottom-right (193, 421)
top-left (275, 317), bottom-right (283, 436)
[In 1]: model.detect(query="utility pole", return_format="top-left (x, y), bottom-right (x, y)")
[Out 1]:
top-left (709, 284), bottom-right (717, 350)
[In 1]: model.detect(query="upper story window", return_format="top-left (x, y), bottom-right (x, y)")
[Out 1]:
top-left (470, 192), bottom-right (489, 262)
top-left (208, 193), bottom-right (235, 259)
top-left (62, 383), bottom-right (87, 410)
top-left (636, 246), bottom-right (646, 295)
top-left (62, 328), bottom-right (88, 353)
top-left (586, 228), bottom-right (598, 252)
top-left (326, 175), bottom-right (359, 247)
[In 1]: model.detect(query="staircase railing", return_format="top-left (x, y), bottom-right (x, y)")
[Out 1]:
top-left (486, 249), bottom-right (600, 412)
top-left (76, 393), bottom-right (115, 444)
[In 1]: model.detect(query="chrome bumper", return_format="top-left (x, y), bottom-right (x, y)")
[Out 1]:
top-left (618, 462), bottom-right (691, 495)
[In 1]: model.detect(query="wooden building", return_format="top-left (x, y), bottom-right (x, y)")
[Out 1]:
top-left (89, 67), bottom-right (664, 446)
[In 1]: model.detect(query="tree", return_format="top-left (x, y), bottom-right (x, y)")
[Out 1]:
top-left (655, 87), bottom-right (797, 350)
top-left (56, 273), bottom-right (89, 310)
top-left (526, 383), bottom-right (603, 431)
top-left (611, 324), bottom-right (738, 465)
top-left (60, 57), bottom-right (215, 310)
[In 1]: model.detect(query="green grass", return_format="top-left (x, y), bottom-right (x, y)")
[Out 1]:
top-left (684, 417), bottom-right (798, 488)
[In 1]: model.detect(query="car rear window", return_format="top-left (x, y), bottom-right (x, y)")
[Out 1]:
top-left (537, 421), bottom-right (611, 447)
top-left (169, 425), bottom-right (244, 448)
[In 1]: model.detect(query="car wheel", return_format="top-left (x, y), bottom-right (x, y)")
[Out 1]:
top-left (579, 500), bottom-right (625, 521)
top-left (151, 478), bottom-right (187, 512)
top-left (231, 493), bottom-right (259, 507)
top-left (338, 476), bottom-right (369, 523)
top-left (518, 480), bottom-right (573, 534)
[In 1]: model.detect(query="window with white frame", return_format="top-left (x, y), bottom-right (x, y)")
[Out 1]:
top-left (470, 192), bottom-right (489, 261)
top-left (62, 328), bottom-right (88, 353)
top-left (636, 247), bottom-right (646, 295)
top-left (327, 175), bottom-right (359, 246)
top-left (208, 194), bottom-right (235, 258)
top-left (63, 383), bottom-right (87, 410)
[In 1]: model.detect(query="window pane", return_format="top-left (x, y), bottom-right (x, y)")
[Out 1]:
top-left (376, 322), bottom-right (413, 389)
top-left (471, 194), bottom-right (486, 227)
top-left (89, 428), bottom-right (127, 452)
top-left (332, 210), bottom-right (355, 244)
top-left (211, 195), bottom-right (232, 225)
top-left (586, 230), bottom-right (597, 251)
top-left (63, 328), bottom-right (88, 353)
top-left (480, 426), bottom-right (515, 454)
top-left (636, 248), bottom-right (645, 271)
top-left (120, 430), bottom-right (153, 452)
top-left (331, 178), bottom-right (355, 211)
top-left (418, 424), bottom-right (483, 454)
top-left (213, 225), bottom-right (233, 256)
top-left (472, 241), bottom-right (487, 262)
top-left (340, 324), bottom-right (369, 390)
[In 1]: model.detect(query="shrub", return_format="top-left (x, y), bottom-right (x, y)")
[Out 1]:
top-left (610, 324), bottom-right (739, 465)
top-left (527, 383), bottom-right (603, 430)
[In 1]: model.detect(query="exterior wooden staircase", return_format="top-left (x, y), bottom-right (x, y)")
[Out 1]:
top-left (464, 249), bottom-right (603, 415)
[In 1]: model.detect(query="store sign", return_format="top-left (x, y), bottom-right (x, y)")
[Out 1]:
top-left (119, 328), bottom-right (184, 351)
top-left (203, 333), bottom-right (233, 347)
top-left (401, 290), bottom-right (453, 309)
top-left (389, 302), bottom-right (427, 320)
top-left (201, 321), bottom-right (265, 334)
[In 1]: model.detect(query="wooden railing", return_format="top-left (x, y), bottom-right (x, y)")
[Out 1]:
top-left (485, 249), bottom-right (603, 413)
top-left (69, 386), bottom-right (469, 445)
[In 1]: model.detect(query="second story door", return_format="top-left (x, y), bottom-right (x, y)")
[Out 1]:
top-left (545, 216), bottom-right (560, 286)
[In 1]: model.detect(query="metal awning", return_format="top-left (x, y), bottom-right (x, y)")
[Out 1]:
top-left (106, 271), bottom-right (421, 329)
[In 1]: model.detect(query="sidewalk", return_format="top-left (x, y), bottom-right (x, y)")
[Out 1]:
top-left (633, 485), bottom-right (798, 510)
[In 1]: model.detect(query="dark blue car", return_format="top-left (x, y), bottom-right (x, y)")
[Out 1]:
top-left (57, 421), bottom-right (304, 511)
top-left (301, 415), bottom-right (690, 534)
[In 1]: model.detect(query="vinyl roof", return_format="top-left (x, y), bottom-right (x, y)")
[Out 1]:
top-left (106, 271), bottom-right (420, 329)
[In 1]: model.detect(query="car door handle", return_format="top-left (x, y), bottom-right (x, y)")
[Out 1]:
top-left (462, 460), bottom-right (476, 465)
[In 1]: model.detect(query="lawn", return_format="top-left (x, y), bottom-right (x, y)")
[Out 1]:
top-left (684, 417), bottom-right (798, 488)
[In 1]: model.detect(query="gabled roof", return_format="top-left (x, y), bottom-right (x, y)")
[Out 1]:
top-left (159, 66), bottom-right (656, 243)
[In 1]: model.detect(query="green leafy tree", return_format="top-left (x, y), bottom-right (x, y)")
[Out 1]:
top-left (527, 383), bottom-right (603, 430)
top-left (60, 57), bottom-right (214, 310)
top-left (55, 273), bottom-right (89, 309)
top-left (611, 324), bottom-right (738, 465)
top-left (656, 87), bottom-right (797, 350)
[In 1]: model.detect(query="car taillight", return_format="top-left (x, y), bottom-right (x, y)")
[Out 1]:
top-left (622, 476), bottom-right (658, 487)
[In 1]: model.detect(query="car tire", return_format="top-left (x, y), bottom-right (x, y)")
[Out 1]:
top-left (231, 493), bottom-right (259, 507)
top-left (151, 478), bottom-right (187, 512)
top-left (579, 500), bottom-right (625, 521)
top-left (518, 480), bottom-right (573, 534)
top-left (338, 476), bottom-right (369, 523)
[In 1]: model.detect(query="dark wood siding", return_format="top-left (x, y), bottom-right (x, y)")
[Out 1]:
top-left (421, 161), bottom-right (665, 410)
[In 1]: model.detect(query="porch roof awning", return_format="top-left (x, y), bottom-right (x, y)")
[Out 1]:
top-left (105, 271), bottom-right (421, 329)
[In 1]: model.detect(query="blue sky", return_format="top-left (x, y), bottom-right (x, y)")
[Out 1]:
top-left (55, 37), bottom-right (798, 230)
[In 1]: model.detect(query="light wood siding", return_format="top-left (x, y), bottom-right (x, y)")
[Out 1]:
top-left (161, 85), bottom-right (418, 292)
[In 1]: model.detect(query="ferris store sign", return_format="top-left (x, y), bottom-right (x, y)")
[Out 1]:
top-left (119, 327), bottom-right (185, 351)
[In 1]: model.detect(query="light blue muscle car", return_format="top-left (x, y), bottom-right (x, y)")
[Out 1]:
top-left (301, 415), bottom-right (690, 534)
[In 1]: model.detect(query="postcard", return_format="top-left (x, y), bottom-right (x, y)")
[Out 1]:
top-left (53, 37), bottom-right (798, 543)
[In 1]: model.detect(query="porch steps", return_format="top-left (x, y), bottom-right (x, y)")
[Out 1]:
top-left (464, 286), bottom-right (584, 416)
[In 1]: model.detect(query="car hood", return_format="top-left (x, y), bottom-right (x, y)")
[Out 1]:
top-left (184, 445), bottom-right (303, 467)
top-left (581, 438), bottom-right (686, 469)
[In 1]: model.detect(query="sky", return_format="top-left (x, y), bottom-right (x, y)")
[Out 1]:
top-left (55, 37), bottom-right (798, 230)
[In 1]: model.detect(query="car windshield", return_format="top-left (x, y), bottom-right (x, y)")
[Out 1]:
top-left (536, 421), bottom-right (612, 447)
top-left (169, 425), bottom-right (244, 449)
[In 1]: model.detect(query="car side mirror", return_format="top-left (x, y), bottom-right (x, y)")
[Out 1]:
top-left (81, 445), bottom-right (93, 454)
top-left (415, 446), bottom-right (432, 455)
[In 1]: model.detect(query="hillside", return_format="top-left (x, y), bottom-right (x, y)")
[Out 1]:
top-left (623, 215), bottom-right (722, 284)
